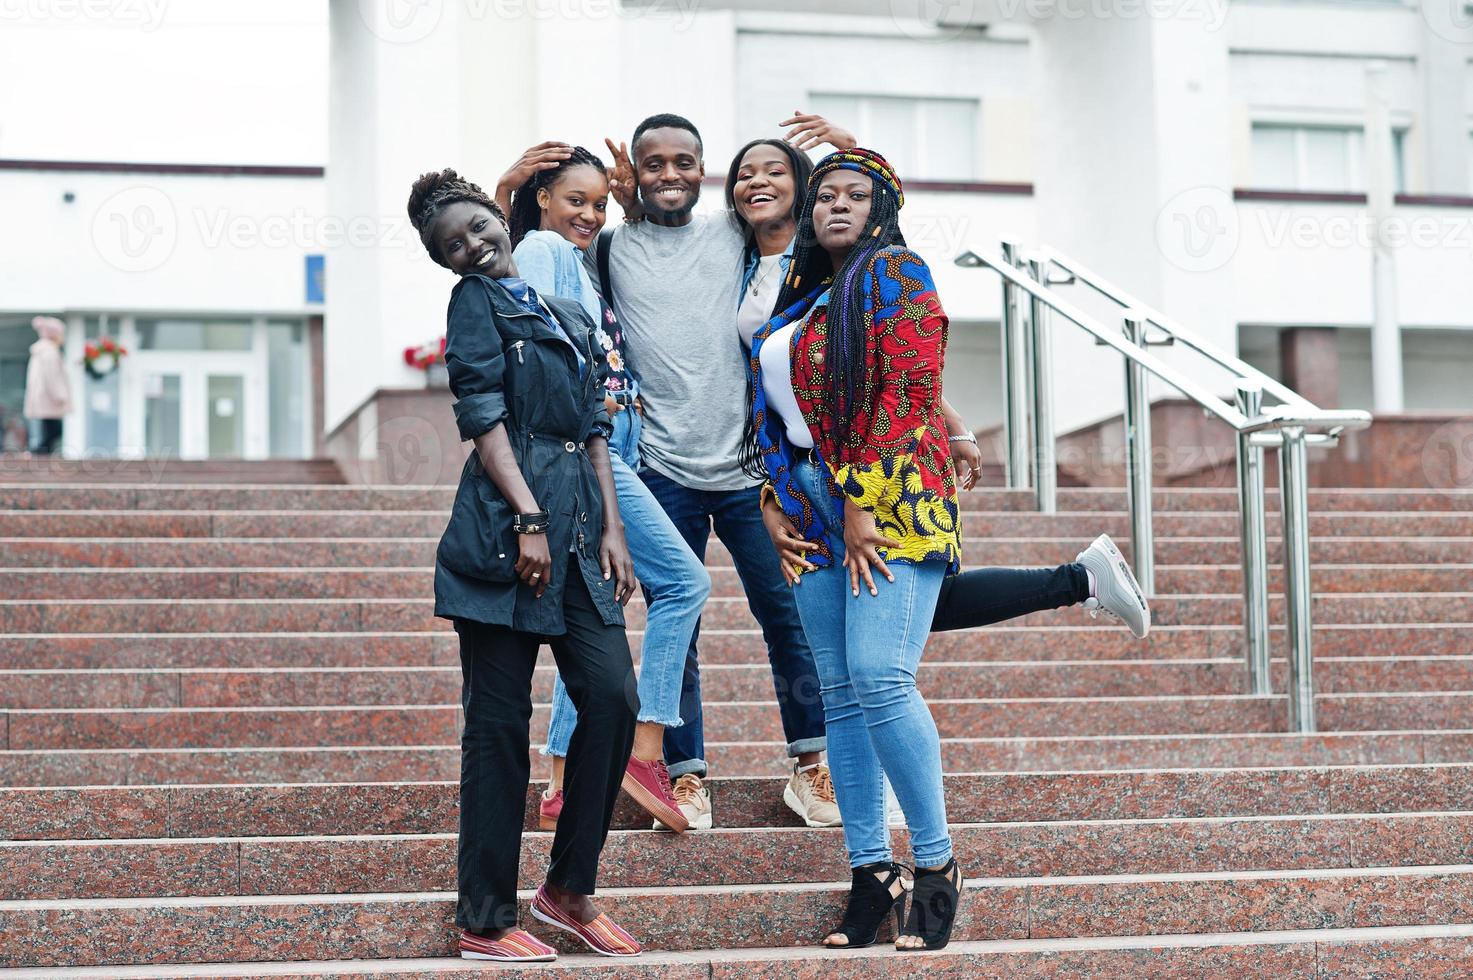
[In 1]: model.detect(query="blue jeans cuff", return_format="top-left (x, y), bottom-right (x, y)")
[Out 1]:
top-left (850, 850), bottom-right (894, 869)
top-left (666, 758), bottom-right (707, 780)
top-left (913, 845), bottom-right (955, 869)
top-left (637, 711), bottom-right (684, 729)
top-left (787, 737), bottom-right (827, 758)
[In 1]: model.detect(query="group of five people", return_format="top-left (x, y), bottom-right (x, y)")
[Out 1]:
top-left (405, 110), bottom-right (1150, 962)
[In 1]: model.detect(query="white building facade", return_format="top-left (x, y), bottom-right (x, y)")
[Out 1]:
top-left (0, 0), bottom-right (1469, 460)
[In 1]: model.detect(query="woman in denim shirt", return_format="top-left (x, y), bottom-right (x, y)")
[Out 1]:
top-left (499, 145), bottom-right (711, 834)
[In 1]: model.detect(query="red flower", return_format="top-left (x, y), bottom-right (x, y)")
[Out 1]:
top-left (84, 343), bottom-right (99, 359)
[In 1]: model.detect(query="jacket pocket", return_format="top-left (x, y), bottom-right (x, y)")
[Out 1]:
top-left (437, 462), bottom-right (518, 583)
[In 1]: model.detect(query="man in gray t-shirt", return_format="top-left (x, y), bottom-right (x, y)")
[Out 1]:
top-left (583, 114), bottom-right (828, 828)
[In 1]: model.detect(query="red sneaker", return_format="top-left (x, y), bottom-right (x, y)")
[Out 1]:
top-left (530, 884), bottom-right (641, 957)
top-left (621, 756), bottom-right (688, 832)
top-left (538, 788), bottom-right (563, 831)
top-left (459, 927), bottom-right (556, 962)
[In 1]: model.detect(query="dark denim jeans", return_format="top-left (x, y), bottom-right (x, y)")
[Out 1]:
top-left (639, 469), bottom-right (827, 778)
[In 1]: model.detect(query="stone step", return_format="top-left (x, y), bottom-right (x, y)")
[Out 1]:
top-left (3, 593), bottom-right (1469, 634)
top-left (4, 484), bottom-right (1470, 512)
top-left (3, 623), bottom-right (1464, 670)
top-left (2, 535), bottom-right (1470, 569)
top-left (7, 656), bottom-right (1473, 711)
top-left (3, 563), bottom-right (1469, 600)
top-left (10, 763), bottom-right (1473, 840)
top-left (7, 729), bottom-right (1466, 787)
top-left (18, 691), bottom-right (1473, 750)
top-left (7, 926), bottom-right (1473, 979)
top-left (0, 460), bottom-right (346, 486)
top-left (11, 810), bottom-right (1473, 900)
top-left (12, 865), bottom-right (1473, 966)
top-left (5, 510), bottom-right (1473, 540)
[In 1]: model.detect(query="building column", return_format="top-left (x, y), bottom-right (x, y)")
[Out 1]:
top-left (1280, 327), bottom-right (1340, 409)
top-left (1029, 13), bottom-right (1236, 432)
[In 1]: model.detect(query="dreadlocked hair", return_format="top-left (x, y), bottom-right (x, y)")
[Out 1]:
top-left (770, 172), bottom-right (906, 456)
top-left (507, 146), bottom-right (607, 249)
top-left (406, 168), bottom-right (504, 268)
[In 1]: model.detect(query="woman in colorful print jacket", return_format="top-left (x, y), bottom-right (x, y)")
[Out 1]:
top-left (747, 149), bottom-right (964, 953)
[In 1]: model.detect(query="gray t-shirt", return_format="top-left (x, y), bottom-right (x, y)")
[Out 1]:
top-left (585, 211), bottom-right (755, 491)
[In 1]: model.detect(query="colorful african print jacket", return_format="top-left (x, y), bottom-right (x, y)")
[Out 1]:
top-left (749, 246), bottom-right (961, 574)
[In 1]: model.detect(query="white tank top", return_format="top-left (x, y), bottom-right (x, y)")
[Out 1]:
top-left (758, 321), bottom-right (814, 449)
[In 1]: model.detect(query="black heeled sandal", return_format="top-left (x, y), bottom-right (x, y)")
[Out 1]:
top-left (822, 861), bottom-right (908, 950)
top-left (898, 857), bottom-right (963, 951)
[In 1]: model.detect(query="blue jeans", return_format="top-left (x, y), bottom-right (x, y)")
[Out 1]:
top-left (788, 459), bottom-right (952, 869)
top-left (640, 468), bottom-right (827, 779)
top-left (543, 407), bottom-right (710, 757)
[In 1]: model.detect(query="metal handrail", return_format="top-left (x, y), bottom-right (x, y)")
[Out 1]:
top-left (955, 242), bottom-right (1373, 733)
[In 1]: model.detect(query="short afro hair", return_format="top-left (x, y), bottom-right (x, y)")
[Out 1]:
top-left (406, 168), bottom-right (504, 268)
top-left (631, 113), bottom-right (703, 161)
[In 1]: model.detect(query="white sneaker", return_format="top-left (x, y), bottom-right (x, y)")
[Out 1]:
top-left (1076, 533), bottom-right (1151, 638)
top-left (784, 763), bottom-right (842, 828)
top-left (654, 773), bottom-right (712, 831)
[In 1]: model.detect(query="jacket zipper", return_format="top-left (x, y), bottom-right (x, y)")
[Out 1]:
top-left (510, 340), bottom-right (525, 364)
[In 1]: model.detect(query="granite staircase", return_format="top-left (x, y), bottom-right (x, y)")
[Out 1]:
top-left (3, 482), bottom-right (1473, 977)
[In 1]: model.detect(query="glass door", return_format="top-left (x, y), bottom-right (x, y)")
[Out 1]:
top-left (207, 374), bottom-right (245, 458)
top-left (143, 372), bottom-right (183, 457)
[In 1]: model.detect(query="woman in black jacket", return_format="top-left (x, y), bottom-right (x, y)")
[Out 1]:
top-left (407, 169), bottom-right (643, 962)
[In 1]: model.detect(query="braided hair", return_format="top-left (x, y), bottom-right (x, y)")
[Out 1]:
top-left (406, 168), bottom-right (504, 268)
top-left (507, 145), bottom-right (608, 249)
top-left (772, 149), bottom-right (907, 454)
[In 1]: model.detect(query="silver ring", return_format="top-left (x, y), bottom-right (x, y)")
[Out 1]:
top-left (531, 572), bottom-right (541, 579)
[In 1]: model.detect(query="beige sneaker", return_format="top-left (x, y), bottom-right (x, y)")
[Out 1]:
top-left (785, 762), bottom-right (842, 828)
top-left (654, 773), bottom-right (712, 831)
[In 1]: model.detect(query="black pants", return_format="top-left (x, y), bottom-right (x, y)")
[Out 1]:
top-left (930, 562), bottom-right (1090, 632)
top-left (30, 418), bottom-right (62, 455)
top-left (453, 554), bottom-right (637, 933)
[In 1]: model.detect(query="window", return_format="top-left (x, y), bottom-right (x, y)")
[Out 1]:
top-left (1250, 123), bottom-right (1406, 193)
top-left (136, 319), bottom-right (252, 351)
top-left (808, 93), bottom-right (979, 181)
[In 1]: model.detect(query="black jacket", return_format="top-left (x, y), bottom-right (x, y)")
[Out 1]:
top-left (433, 274), bottom-right (622, 633)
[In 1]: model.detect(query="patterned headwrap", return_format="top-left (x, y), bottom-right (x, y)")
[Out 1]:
top-left (809, 147), bottom-right (904, 209)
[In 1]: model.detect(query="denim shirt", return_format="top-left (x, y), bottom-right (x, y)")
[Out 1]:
top-left (739, 234), bottom-right (795, 306)
top-left (513, 229), bottom-right (636, 397)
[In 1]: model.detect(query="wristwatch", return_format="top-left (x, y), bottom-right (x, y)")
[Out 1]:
top-left (513, 510), bottom-right (551, 534)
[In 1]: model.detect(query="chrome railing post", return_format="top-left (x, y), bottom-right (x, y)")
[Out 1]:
top-left (1278, 425), bottom-right (1316, 733)
top-left (999, 240), bottom-right (1030, 490)
top-left (1234, 382), bottom-right (1271, 696)
top-left (1121, 313), bottom-right (1155, 596)
top-left (1026, 256), bottom-right (1058, 513)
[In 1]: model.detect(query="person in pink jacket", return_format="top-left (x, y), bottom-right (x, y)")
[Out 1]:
top-left (25, 316), bottom-right (71, 456)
